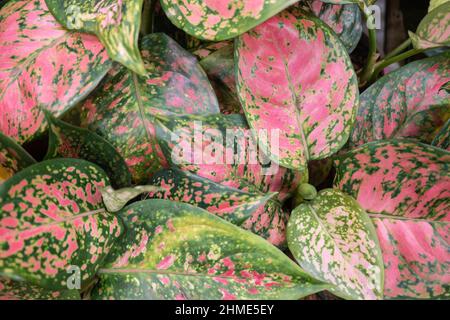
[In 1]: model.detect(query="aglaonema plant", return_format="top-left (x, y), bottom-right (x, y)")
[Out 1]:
top-left (0, 0), bottom-right (449, 300)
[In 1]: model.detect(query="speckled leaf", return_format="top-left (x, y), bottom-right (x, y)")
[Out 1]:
top-left (154, 114), bottom-right (302, 202)
top-left (160, 0), bottom-right (300, 41)
top-left (45, 0), bottom-right (145, 75)
top-left (334, 140), bottom-right (450, 299)
top-left (287, 189), bottom-right (384, 300)
top-left (193, 42), bottom-right (242, 115)
top-left (410, 2), bottom-right (450, 49)
top-left (310, 1), bottom-right (362, 53)
top-left (45, 113), bottom-right (131, 189)
top-left (0, 159), bottom-right (122, 290)
top-left (350, 53), bottom-right (450, 147)
top-left (432, 119), bottom-right (450, 150)
top-left (335, 140), bottom-right (449, 220)
top-left (91, 199), bottom-right (328, 300)
top-left (147, 168), bottom-right (289, 247)
top-left (0, 277), bottom-right (80, 300)
top-left (79, 33), bottom-right (219, 184)
top-left (236, 7), bottom-right (359, 171)
top-left (0, 133), bottom-right (36, 185)
top-left (0, 0), bottom-right (112, 144)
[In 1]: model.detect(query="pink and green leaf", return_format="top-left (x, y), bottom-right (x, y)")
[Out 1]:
top-left (160, 0), bottom-right (300, 41)
top-left (45, 113), bottom-right (132, 189)
top-left (0, 133), bottom-right (36, 185)
top-left (0, 0), bottom-right (112, 144)
top-left (310, 0), bottom-right (362, 53)
top-left (334, 140), bottom-right (450, 299)
top-left (45, 0), bottom-right (146, 75)
top-left (350, 53), bottom-right (450, 147)
top-left (287, 189), bottom-right (384, 300)
top-left (236, 7), bottom-right (359, 171)
top-left (79, 33), bottom-right (219, 184)
top-left (193, 42), bottom-right (243, 115)
top-left (0, 159), bottom-right (122, 290)
top-left (154, 114), bottom-right (302, 202)
top-left (432, 119), bottom-right (450, 151)
top-left (0, 277), bottom-right (80, 300)
top-left (148, 168), bottom-right (289, 247)
top-left (91, 199), bottom-right (329, 300)
top-left (410, 2), bottom-right (450, 49)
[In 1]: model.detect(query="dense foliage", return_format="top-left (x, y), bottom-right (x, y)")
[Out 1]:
top-left (0, 0), bottom-right (449, 300)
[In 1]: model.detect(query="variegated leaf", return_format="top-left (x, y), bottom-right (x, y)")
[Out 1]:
top-left (310, 0), bottom-right (362, 53)
top-left (410, 2), bottom-right (450, 49)
top-left (236, 7), bottom-right (359, 171)
top-left (45, 113), bottom-right (132, 188)
top-left (45, 0), bottom-right (145, 75)
top-left (79, 33), bottom-right (219, 184)
top-left (350, 53), bottom-right (450, 147)
top-left (91, 199), bottom-right (328, 300)
top-left (0, 159), bottom-right (122, 290)
top-left (0, 0), bottom-right (112, 144)
top-left (334, 140), bottom-right (450, 299)
top-left (0, 133), bottom-right (36, 185)
top-left (148, 168), bottom-right (288, 247)
top-left (287, 189), bottom-right (384, 300)
top-left (193, 42), bottom-right (243, 115)
top-left (432, 119), bottom-right (450, 150)
top-left (0, 277), bottom-right (80, 300)
top-left (154, 114), bottom-right (302, 202)
top-left (160, 0), bottom-right (300, 41)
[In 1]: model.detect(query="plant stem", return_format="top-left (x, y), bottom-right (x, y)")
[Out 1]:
top-left (141, 0), bottom-right (156, 36)
top-left (383, 38), bottom-right (412, 60)
top-left (359, 15), bottom-right (379, 87)
top-left (368, 48), bottom-right (424, 84)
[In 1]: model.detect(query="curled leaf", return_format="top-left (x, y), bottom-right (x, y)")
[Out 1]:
top-left (100, 185), bottom-right (163, 213)
top-left (45, 0), bottom-right (146, 75)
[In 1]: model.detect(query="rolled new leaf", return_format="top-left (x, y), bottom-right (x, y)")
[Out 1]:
top-left (287, 189), bottom-right (384, 300)
top-left (0, 0), bottom-right (112, 144)
top-left (0, 159), bottom-right (122, 290)
top-left (92, 199), bottom-right (329, 300)
top-left (45, 0), bottom-right (146, 75)
top-left (0, 133), bottom-right (36, 185)
top-left (236, 7), bottom-right (359, 172)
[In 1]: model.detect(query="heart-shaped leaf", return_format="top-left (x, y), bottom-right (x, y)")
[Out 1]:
top-left (310, 0), bottom-right (362, 53)
top-left (0, 277), bottom-right (80, 300)
top-left (45, 113), bottom-right (132, 189)
top-left (45, 0), bottom-right (145, 75)
top-left (350, 53), bottom-right (450, 147)
top-left (160, 0), bottom-right (300, 41)
top-left (0, 159), bottom-right (122, 290)
top-left (409, 2), bottom-right (450, 49)
top-left (91, 199), bottom-right (328, 300)
top-left (0, 0), bottom-right (112, 144)
top-left (193, 42), bottom-right (242, 115)
top-left (236, 7), bottom-right (359, 171)
top-left (287, 189), bottom-right (384, 300)
top-left (334, 140), bottom-right (450, 299)
top-left (154, 114), bottom-right (302, 202)
top-left (148, 168), bottom-right (289, 247)
top-left (79, 33), bottom-right (219, 184)
top-left (0, 133), bottom-right (36, 185)
top-left (432, 119), bottom-right (450, 151)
